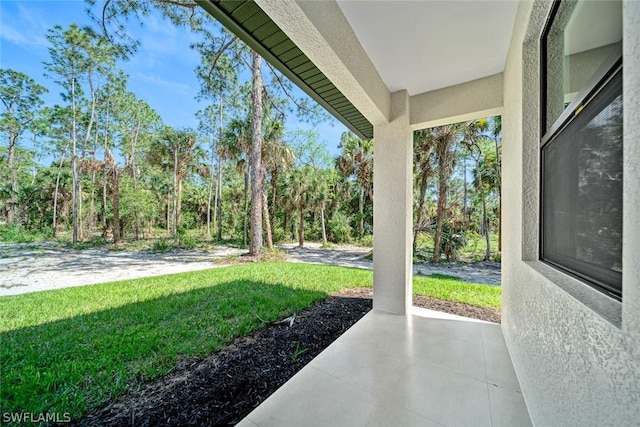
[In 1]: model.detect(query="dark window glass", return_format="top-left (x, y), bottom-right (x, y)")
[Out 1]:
top-left (541, 69), bottom-right (622, 299)
top-left (541, 0), bottom-right (623, 300)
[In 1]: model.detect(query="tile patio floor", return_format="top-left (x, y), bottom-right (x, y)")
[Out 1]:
top-left (237, 307), bottom-right (531, 427)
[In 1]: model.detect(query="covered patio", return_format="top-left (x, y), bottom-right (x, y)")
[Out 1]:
top-left (197, 0), bottom-right (640, 426)
top-left (238, 308), bottom-right (530, 427)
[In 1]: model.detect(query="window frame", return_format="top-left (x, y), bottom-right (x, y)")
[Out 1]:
top-left (539, 0), bottom-right (623, 301)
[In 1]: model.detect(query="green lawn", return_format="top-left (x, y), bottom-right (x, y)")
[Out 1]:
top-left (0, 262), bottom-right (499, 419)
top-left (414, 232), bottom-right (500, 262)
top-left (414, 273), bottom-right (501, 309)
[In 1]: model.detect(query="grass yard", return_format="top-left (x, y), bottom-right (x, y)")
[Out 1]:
top-left (0, 262), bottom-right (500, 420)
top-left (414, 273), bottom-right (501, 309)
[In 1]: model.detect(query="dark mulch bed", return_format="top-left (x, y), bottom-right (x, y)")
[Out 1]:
top-left (78, 289), bottom-right (498, 426)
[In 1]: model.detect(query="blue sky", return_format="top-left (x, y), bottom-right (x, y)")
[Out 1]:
top-left (0, 0), bottom-right (348, 160)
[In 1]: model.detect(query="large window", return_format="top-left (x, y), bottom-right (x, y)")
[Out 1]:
top-left (541, 0), bottom-right (623, 300)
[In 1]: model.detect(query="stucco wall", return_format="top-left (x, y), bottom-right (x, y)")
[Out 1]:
top-left (502, 1), bottom-right (640, 425)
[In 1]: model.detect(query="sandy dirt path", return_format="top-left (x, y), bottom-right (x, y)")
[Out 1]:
top-left (278, 242), bottom-right (501, 285)
top-left (1, 242), bottom-right (500, 297)
top-left (0, 242), bottom-right (244, 296)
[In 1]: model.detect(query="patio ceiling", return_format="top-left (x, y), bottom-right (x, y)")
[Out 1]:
top-left (197, 1), bottom-right (518, 138)
top-left (336, 1), bottom-right (519, 96)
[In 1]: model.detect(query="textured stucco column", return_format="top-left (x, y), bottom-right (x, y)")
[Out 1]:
top-left (372, 90), bottom-right (412, 314)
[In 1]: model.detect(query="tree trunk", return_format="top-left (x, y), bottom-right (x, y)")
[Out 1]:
top-left (173, 145), bottom-right (178, 244)
top-left (494, 137), bottom-right (502, 253)
top-left (243, 167), bottom-right (249, 247)
top-left (262, 190), bottom-right (273, 249)
top-left (71, 76), bottom-right (79, 244)
top-left (216, 159), bottom-right (223, 241)
top-left (321, 206), bottom-right (327, 246)
top-left (52, 153), bottom-right (66, 238)
top-left (206, 113), bottom-right (216, 239)
top-left (132, 122), bottom-right (141, 240)
top-left (298, 205), bottom-right (305, 248)
top-left (166, 189), bottom-right (170, 235)
top-left (6, 132), bottom-right (18, 224)
top-left (249, 51), bottom-right (264, 256)
top-left (413, 173), bottom-right (429, 253)
top-left (270, 170), bottom-right (278, 236)
top-left (463, 158), bottom-right (468, 221)
top-left (476, 158), bottom-right (491, 261)
top-left (359, 187), bottom-right (365, 239)
top-left (176, 176), bottom-right (183, 232)
top-left (112, 167), bottom-right (120, 244)
top-left (432, 163), bottom-right (448, 263)
top-left (216, 92), bottom-right (224, 241)
top-left (101, 101), bottom-right (110, 239)
top-left (102, 172), bottom-right (108, 238)
top-left (79, 181), bottom-right (84, 241)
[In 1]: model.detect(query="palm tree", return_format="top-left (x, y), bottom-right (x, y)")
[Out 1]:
top-left (281, 166), bottom-right (313, 248)
top-left (336, 132), bottom-right (373, 239)
top-left (429, 124), bottom-right (460, 262)
top-left (313, 170), bottom-right (333, 246)
top-left (261, 116), bottom-right (294, 248)
top-left (219, 117), bottom-right (251, 246)
top-left (461, 120), bottom-right (492, 261)
top-left (490, 116), bottom-right (502, 252)
top-left (413, 129), bottom-right (436, 252)
top-left (148, 127), bottom-right (204, 243)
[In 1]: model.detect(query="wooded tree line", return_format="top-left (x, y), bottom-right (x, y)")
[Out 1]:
top-left (0, 0), bottom-right (501, 262)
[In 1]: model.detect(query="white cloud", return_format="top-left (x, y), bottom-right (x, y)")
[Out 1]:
top-left (134, 72), bottom-right (192, 95)
top-left (0, 3), bottom-right (49, 49)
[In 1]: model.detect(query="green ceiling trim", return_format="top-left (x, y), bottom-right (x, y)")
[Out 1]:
top-left (196, 0), bottom-right (373, 139)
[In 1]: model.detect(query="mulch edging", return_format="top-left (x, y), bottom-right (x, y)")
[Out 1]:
top-left (77, 289), bottom-right (498, 426)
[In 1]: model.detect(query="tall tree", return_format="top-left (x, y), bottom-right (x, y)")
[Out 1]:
top-left (193, 27), bottom-right (239, 241)
top-left (261, 116), bottom-right (293, 248)
top-left (461, 119), bottom-right (491, 260)
top-left (336, 132), bottom-right (373, 239)
top-left (430, 124), bottom-right (461, 262)
top-left (117, 91), bottom-right (161, 239)
top-left (413, 129), bottom-right (436, 252)
top-left (0, 69), bottom-right (48, 224)
top-left (44, 24), bottom-right (118, 243)
top-left (148, 127), bottom-right (203, 243)
top-left (220, 117), bottom-right (251, 246)
top-left (490, 116), bottom-right (502, 252)
top-left (249, 51), bottom-right (264, 256)
top-left (281, 166), bottom-right (313, 248)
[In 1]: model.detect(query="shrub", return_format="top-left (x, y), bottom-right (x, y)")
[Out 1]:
top-left (440, 218), bottom-right (468, 261)
top-left (328, 212), bottom-right (352, 243)
top-left (0, 224), bottom-right (51, 243)
top-left (151, 238), bottom-right (171, 252)
top-left (357, 234), bottom-right (374, 247)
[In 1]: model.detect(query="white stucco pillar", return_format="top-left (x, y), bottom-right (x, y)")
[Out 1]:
top-left (372, 90), bottom-right (413, 314)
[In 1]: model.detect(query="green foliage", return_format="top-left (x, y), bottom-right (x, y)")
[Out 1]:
top-left (413, 247), bottom-right (433, 264)
top-left (357, 234), bottom-right (374, 247)
top-left (151, 238), bottom-right (171, 252)
top-left (327, 212), bottom-right (352, 244)
top-left (291, 342), bottom-right (309, 361)
top-left (0, 224), bottom-right (51, 243)
top-left (178, 229), bottom-right (197, 249)
top-left (439, 219), bottom-right (468, 262)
